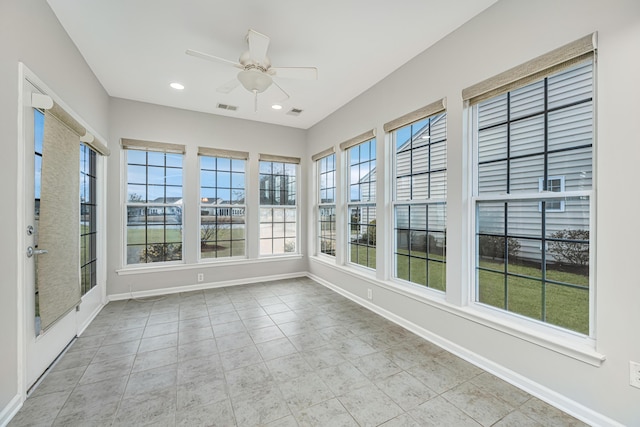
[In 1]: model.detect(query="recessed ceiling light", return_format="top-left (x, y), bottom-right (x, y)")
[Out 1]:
top-left (421, 135), bottom-right (430, 139)
top-left (170, 82), bottom-right (185, 90)
top-left (271, 104), bottom-right (283, 110)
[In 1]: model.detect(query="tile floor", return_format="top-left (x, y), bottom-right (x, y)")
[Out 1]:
top-left (9, 277), bottom-right (588, 426)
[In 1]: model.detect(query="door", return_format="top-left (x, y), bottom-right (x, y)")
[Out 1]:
top-left (23, 80), bottom-right (78, 390)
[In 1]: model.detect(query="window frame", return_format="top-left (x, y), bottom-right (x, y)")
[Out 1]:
top-left (198, 155), bottom-right (247, 261)
top-left (346, 138), bottom-right (377, 270)
top-left (123, 148), bottom-right (185, 266)
top-left (470, 59), bottom-right (595, 336)
top-left (80, 143), bottom-right (98, 294)
top-left (392, 113), bottom-right (447, 292)
top-left (316, 153), bottom-right (336, 257)
top-left (258, 159), bottom-right (299, 257)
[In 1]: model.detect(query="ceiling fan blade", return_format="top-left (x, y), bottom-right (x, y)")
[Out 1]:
top-left (271, 80), bottom-right (290, 103)
top-left (186, 49), bottom-right (242, 68)
top-left (216, 78), bottom-right (240, 94)
top-left (270, 67), bottom-right (318, 80)
top-left (246, 29), bottom-right (270, 64)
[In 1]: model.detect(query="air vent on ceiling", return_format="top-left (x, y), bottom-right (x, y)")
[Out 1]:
top-left (286, 108), bottom-right (303, 116)
top-left (217, 103), bottom-right (238, 111)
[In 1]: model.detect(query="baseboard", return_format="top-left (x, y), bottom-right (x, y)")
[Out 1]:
top-left (108, 271), bottom-right (307, 301)
top-left (0, 394), bottom-right (22, 427)
top-left (307, 272), bottom-right (622, 427)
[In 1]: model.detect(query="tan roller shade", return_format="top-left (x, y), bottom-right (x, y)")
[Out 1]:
top-left (463, 33), bottom-right (597, 105)
top-left (121, 138), bottom-right (186, 154)
top-left (339, 129), bottom-right (376, 151)
top-left (38, 109), bottom-right (82, 331)
top-left (311, 146), bottom-right (335, 162)
top-left (259, 153), bottom-right (301, 164)
top-left (31, 93), bottom-right (110, 156)
top-left (198, 146), bottom-right (249, 160)
top-left (384, 98), bottom-right (446, 133)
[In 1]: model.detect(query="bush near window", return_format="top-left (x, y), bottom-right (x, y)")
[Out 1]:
top-left (478, 235), bottom-right (521, 260)
top-left (140, 243), bottom-right (182, 262)
top-left (549, 229), bottom-right (589, 267)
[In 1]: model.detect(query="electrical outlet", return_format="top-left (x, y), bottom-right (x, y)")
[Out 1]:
top-left (197, 273), bottom-right (204, 282)
top-left (630, 361), bottom-right (640, 389)
top-left (367, 288), bottom-right (372, 300)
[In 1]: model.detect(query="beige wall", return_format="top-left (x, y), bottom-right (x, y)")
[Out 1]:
top-left (306, 1), bottom-right (640, 425)
top-left (106, 98), bottom-right (309, 297)
top-left (0, 0), bottom-right (110, 419)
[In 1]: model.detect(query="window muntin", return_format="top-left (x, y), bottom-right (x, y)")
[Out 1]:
top-left (474, 60), bottom-right (593, 335)
top-left (259, 161), bottom-right (297, 255)
top-left (80, 144), bottom-right (97, 294)
top-left (317, 154), bottom-right (336, 256)
top-left (126, 149), bottom-right (183, 264)
top-left (200, 156), bottom-right (246, 259)
top-left (347, 139), bottom-right (376, 269)
top-left (393, 114), bottom-right (447, 291)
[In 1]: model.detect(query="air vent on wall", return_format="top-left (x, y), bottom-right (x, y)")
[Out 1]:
top-left (217, 103), bottom-right (238, 111)
top-left (286, 108), bottom-right (303, 116)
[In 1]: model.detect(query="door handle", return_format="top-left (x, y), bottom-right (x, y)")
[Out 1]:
top-left (26, 246), bottom-right (48, 257)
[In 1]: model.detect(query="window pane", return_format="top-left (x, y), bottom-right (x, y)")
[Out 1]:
top-left (125, 149), bottom-right (184, 264)
top-left (474, 59), bottom-right (592, 334)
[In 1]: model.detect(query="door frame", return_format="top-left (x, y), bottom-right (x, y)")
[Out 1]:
top-left (17, 63), bottom-right (108, 397)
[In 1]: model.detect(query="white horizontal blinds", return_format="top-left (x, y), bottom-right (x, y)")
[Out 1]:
top-left (31, 93), bottom-right (110, 156)
top-left (198, 146), bottom-right (249, 160)
top-left (259, 153), bottom-right (301, 164)
top-left (384, 98), bottom-right (446, 133)
top-left (463, 32), bottom-right (597, 106)
top-left (38, 107), bottom-right (82, 331)
top-left (121, 138), bottom-right (186, 154)
top-left (311, 146), bottom-right (335, 162)
top-left (339, 129), bottom-right (376, 151)
top-left (477, 60), bottom-right (593, 196)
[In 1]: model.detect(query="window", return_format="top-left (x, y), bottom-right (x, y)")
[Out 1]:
top-left (538, 176), bottom-right (565, 212)
top-left (80, 144), bottom-right (97, 294)
top-left (393, 112), bottom-right (447, 291)
top-left (200, 155), bottom-right (246, 259)
top-left (125, 147), bottom-right (184, 264)
top-left (473, 59), bottom-right (593, 334)
top-left (347, 139), bottom-right (376, 269)
top-left (317, 153), bottom-right (336, 256)
top-left (259, 157), bottom-right (298, 255)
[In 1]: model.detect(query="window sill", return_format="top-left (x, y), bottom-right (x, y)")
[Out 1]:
top-left (309, 256), bottom-right (605, 367)
top-left (117, 254), bottom-right (304, 276)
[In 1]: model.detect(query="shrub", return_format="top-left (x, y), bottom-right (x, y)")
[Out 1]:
top-left (478, 235), bottom-right (520, 260)
top-left (548, 229), bottom-right (589, 267)
top-left (140, 243), bottom-right (182, 262)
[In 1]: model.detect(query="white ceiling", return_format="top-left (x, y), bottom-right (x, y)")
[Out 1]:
top-left (47, 0), bottom-right (498, 129)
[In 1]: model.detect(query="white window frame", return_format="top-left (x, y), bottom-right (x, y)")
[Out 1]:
top-left (198, 155), bottom-right (247, 261)
top-left (470, 59), bottom-right (595, 337)
top-left (258, 159), bottom-right (299, 257)
top-left (316, 153), bottom-right (336, 257)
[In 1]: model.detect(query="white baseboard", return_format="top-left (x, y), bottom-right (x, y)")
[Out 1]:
top-left (307, 272), bottom-right (622, 427)
top-left (0, 394), bottom-right (22, 427)
top-left (108, 271), bottom-right (307, 301)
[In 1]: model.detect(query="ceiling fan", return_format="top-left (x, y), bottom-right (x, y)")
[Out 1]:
top-left (186, 29), bottom-right (318, 111)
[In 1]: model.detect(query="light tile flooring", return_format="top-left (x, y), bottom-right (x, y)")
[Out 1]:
top-left (10, 277), bottom-right (588, 426)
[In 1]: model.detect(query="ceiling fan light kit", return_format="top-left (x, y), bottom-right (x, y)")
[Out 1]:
top-left (237, 68), bottom-right (273, 93)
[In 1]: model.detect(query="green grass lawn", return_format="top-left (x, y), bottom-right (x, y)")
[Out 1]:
top-left (349, 244), bottom-right (588, 334)
top-left (478, 259), bottom-right (589, 334)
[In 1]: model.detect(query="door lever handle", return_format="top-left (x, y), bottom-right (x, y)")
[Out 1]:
top-left (26, 246), bottom-right (48, 257)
